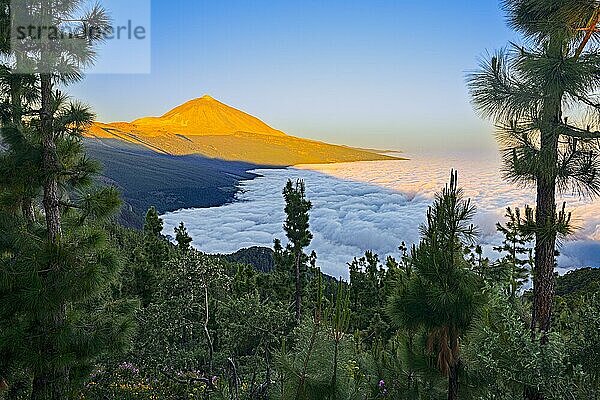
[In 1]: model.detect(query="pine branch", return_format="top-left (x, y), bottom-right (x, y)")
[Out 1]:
top-left (574, 7), bottom-right (600, 59)
top-left (570, 92), bottom-right (600, 110)
top-left (559, 123), bottom-right (600, 139)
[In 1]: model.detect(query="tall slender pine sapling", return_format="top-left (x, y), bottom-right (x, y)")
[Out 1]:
top-left (387, 171), bottom-right (483, 400)
top-left (282, 179), bottom-right (313, 324)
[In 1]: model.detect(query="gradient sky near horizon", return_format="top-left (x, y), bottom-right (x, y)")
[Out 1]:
top-left (70, 1), bottom-right (518, 152)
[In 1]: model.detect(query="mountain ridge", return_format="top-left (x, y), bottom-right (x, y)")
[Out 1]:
top-left (85, 95), bottom-right (401, 166)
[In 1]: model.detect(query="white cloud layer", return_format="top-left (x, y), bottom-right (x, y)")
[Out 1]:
top-left (162, 152), bottom-right (600, 278)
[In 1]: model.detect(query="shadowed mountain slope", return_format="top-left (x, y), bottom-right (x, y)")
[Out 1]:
top-left (84, 138), bottom-right (263, 228)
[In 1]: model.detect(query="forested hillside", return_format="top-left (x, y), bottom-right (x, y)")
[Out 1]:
top-left (6, 174), bottom-right (600, 399)
top-left (85, 138), bottom-right (262, 228)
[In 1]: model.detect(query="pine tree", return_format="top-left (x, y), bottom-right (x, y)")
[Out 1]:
top-left (494, 207), bottom-right (534, 299)
top-left (142, 206), bottom-right (169, 269)
top-left (144, 206), bottom-right (164, 236)
top-left (281, 179), bottom-right (313, 324)
top-left (387, 172), bottom-right (483, 400)
top-left (468, 0), bottom-right (598, 341)
top-left (348, 251), bottom-right (389, 340)
top-left (174, 221), bottom-right (193, 252)
top-left (0, 2), bottom-right (136, 398)
top-left (326, 280), bottom-right (350, 399)
top-left (275, 271), bottom-right (355, 400)
top-left (136, 206), bottom-right (170, 306)
top-left (0, 96), bottom-right (136, 398)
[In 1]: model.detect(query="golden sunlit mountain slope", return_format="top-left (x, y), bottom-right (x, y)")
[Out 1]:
top-left (86, 95), bottom-right (400, 166)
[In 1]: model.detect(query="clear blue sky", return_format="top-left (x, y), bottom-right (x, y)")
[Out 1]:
top-left (70, 0), bottom-right (518, 152)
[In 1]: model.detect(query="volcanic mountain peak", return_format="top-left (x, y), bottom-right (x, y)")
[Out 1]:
top-left (86, 95), bottom-right (401, 165)
top-left (160, 94), bottom-right (224, 117)
top-left (131, 95), bottom-right (285, 137)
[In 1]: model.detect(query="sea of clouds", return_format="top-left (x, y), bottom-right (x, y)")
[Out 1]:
top-left (161, 152), bottom-right (600, 279)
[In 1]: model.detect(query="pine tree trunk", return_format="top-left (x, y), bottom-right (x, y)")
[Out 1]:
top-left (525, 93), bottom-right (561, 400)
top-left (31, 73), bottom-right (69, 400)
top-left (31, 371), bottom-right (64, 400)
top-left (21, 198), bottom-right (35, 224)
top-left (525, 158), bottom-right (557, 400)
top-left (524, 386), bottom-right (545, 400)
top-left (40, 73), bottom-right (61, 243)
top-left (447, 360), bottom-right (459, 400)
top-left (332, 339), bottom-right (339, 400)
top-left (531, 174), bottom-right (557, 336)
top-left (294, 251), bottom-right (302, 324)
top-left (530, 94), bottom-right (560, 338)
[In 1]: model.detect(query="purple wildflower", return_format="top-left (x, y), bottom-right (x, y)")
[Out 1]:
top-left (118, 361), bottom-right (139, 375)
